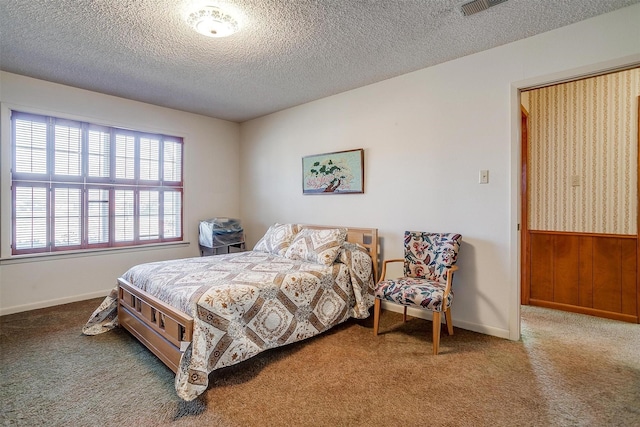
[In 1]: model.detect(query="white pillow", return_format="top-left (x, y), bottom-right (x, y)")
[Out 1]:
top-left (253, 223), bottom-right (299, 256)
top-left (284, 228), bottom-right (347, 266)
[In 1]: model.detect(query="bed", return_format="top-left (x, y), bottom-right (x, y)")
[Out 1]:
top-left (83, 224), bottom-right (378, 401)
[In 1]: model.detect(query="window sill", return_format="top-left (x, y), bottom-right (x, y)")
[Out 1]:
top-left (0, 241), bottom-right (191, 265)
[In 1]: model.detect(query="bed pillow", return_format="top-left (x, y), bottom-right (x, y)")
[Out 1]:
top-left (284, 227), bottom-right (347, 266)
top-left (253, 223), bottom-right (299, 256)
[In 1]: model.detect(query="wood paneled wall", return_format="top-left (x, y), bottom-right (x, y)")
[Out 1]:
top-left (527, 231), bottom-right (638, 323)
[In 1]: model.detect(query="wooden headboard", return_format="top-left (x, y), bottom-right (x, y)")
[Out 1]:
top-left (299, 224), bottom-right (379, 281)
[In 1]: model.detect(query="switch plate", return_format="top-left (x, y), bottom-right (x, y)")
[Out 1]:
top-left (571, 175), bottom-right (580, 187)
top-left (479, 169), bottom-right (489, 184)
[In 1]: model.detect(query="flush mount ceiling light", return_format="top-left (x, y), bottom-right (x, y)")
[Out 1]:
top-left (186, 6), bottom-right (239, 38)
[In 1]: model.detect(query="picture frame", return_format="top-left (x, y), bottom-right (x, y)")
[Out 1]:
top-left (302, 148), bottom-right (364, 195)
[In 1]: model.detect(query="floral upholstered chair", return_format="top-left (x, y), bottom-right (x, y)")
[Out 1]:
top-left (373, 231), bottom-right (462, 355)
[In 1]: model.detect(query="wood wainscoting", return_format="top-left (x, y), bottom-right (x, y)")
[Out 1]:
top-left (525, 230), bottom-right (638, 323)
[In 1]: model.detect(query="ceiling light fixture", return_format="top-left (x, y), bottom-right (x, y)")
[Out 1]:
top-left (186, 6), bottom-right (239, 38)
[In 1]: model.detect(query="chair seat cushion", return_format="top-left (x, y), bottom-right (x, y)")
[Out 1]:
top-left (374, 277), bottom-right (453, 312)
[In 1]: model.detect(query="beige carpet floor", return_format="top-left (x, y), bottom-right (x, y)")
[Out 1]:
top-left (1, 298), bottom-right (638, 426)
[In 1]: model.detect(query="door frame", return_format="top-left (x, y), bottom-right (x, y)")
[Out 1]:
top-left (636, 96), bottom-right (640, 321)
top-left (518, 74), bottom-right (640, 324)
top-left (520, 106), bottom-right (530, 305)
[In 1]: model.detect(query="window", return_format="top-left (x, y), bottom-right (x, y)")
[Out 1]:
top-left (11, 111), bottom-right (183, 255)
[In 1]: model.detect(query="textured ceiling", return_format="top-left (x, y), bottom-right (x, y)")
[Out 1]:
top-left (0, 0), bottom-right (638, 122)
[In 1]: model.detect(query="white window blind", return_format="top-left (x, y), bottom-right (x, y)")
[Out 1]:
top-left (14, 185), bottom-right (48, 250)
top-left (114, 190), bottom-right (135, 243)
top-left (14, 117), bottom-right (47, 174)
top-left (53, 187), bottom-right (82, 247)
top-left (164, 140), bottom-right (182, 182)
top-left (140, 137), bottom-right (160, 181)
top-left (11, 111), bottom-right (184, 255)
top-left (115, 133), bottom-right (135, 180)
top-left (164, 190), bottom-right (182, 239)
top-left (88, 127), bottom-right (110, 178)
top-left (87, 188), bottom-right (109, 244)
top-left (54, 122), bottom-right (82, 176)
top-left (139, 190), bottom-right (160, 240)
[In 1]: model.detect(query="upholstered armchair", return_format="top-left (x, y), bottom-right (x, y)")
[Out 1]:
top-left (373, 231), bottom-right (462, 355)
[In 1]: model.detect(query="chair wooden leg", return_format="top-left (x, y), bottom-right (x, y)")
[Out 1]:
top-left (445, 308), bottom-right (453, 336)
top-left (432, 311), bottom-right (441, 355)
top-left (373, 298), bottom-right (381, 336)
top-left (403, 306), bottom-right (407, 322)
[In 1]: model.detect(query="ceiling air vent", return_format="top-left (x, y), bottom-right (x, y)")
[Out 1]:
top-left (461, 0), bottom-right (508, 16)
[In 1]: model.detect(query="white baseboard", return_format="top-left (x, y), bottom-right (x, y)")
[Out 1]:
top-left (380, 301), bottom-right (511, 340)
top-left (0, 288), bottom-right (112, 316)
top-left (2, 292), bottom-right (511, 340)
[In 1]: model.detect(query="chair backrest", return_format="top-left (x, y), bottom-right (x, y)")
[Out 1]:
top-left (403, 231), bottom-right (462, 283)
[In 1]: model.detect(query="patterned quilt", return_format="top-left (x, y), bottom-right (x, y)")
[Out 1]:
top-left (83, 243), bottom-right (374, 400)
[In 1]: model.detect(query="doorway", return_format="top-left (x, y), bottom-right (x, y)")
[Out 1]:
top-left (520, 67), bottom-right (640, 323)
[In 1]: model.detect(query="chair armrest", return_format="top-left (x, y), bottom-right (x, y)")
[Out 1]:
top-left (443, 265), bottom-right (459, 299)
top-left (379, 259), bottom-right (404, 281)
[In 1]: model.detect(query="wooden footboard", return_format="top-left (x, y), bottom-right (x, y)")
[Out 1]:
top-left (118, 278), bottom-right (193, 373)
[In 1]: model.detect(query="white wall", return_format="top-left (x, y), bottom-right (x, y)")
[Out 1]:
top-left (0, 72), bottom-right (241, 314)
top-left (239, 5), bottom-right (640, 339)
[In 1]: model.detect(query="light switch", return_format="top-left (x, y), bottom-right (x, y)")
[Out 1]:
top-left (571, 175), bottom-right (580, 187)
top-left (479, 170), bottom-right (489, 184)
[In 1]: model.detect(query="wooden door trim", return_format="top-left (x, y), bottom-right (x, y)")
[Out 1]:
top-left (637, 96), bottom-right (639, 323)
top-left (520, 105), bottom-right (530, 305)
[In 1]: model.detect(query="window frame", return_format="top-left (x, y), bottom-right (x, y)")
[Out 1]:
top-left (10, 110), bottom-right (184, 255)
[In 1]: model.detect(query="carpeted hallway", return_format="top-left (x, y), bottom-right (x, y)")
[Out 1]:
top-left (1, 298), bottom-right (638, 426)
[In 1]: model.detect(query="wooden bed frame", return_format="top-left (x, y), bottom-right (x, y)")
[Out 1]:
top-left (117, 225), bottom-right (379, 373)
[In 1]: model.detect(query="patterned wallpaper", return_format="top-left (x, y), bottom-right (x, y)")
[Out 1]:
top-left (527, 68), bottom-right (640, 235)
